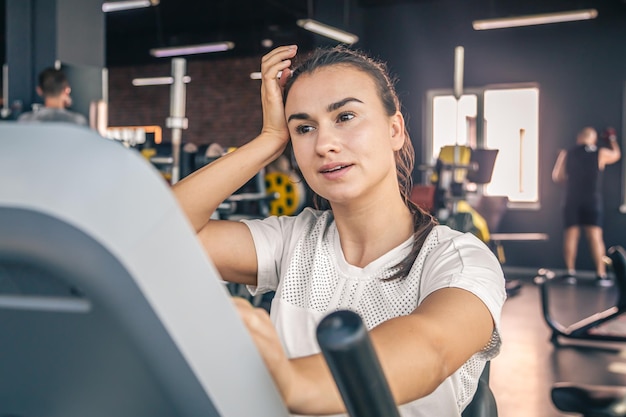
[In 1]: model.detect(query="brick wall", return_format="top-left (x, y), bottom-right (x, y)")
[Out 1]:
top-left (108, 55), bottom-right (264, 148)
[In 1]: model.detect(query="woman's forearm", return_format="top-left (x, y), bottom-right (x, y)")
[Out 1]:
top-left (172, 133), bottom-right (287, 232)
top-left (284, 289), bottom-right (493, 414)
top-left (281, 322), bottom-right (445, 415)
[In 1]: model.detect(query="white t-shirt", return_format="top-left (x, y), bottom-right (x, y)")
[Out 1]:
top-left (242, 208), bottom-right (506, 417)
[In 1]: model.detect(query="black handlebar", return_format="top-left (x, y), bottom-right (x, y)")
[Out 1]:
top-left (316, 310), bottom-right (401, 417)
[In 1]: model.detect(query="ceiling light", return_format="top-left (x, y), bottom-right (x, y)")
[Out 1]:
top-left (102, 0), bottom-right (158, 13)
top-left (296, 19), bottom-right (359, 44)
top-left (473, 8), bottom-right (598, 30)
top-left (132, 76), bottom-right (191, 86)
top-left (249, 71), bottom-right (282, 80)
top-left (150, 42), bottom-right (235, 58)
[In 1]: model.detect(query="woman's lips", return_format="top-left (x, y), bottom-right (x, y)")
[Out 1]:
top-left (319, 164), bottom-right (353, 179)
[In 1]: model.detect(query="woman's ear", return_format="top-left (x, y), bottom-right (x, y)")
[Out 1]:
top-left (390, 112), bottom-right (406, 151)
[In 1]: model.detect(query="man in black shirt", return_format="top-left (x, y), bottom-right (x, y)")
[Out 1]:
top-left (552, 126), bottom-right (621, 285)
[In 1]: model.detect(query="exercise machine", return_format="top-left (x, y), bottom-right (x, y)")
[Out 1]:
top-left (542, 246), bottom-right (626, 416)
top-left (534, 245), bottom-right (626, 345)
top-left (415, 144), bottom-right (524, 296)
top-left (551, 383), bottom-right (626, 417)
top-left (416, 145), bottom-right (497, 246)
top-left (0, 124), bottom-right (288, 417)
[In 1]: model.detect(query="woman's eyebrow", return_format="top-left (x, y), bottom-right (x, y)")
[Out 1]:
top-left (287, 97), bottom-right (364, 123)
top-left (327, 97), bottom-right (363, 112)
top-left (287, 112), bottom-right (310, 123)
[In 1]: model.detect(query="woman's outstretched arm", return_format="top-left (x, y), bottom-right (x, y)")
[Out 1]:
top-left (236, 287), bottom-right (495, 415)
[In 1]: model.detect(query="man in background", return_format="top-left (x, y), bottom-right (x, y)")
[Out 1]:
top-left (18, 67), bottom-right (88, 126)
top-left (552, 126), bottom-right (621, 286)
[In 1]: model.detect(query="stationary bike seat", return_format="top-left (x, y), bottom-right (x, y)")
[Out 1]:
top-left (552, 383), bottom-right (626, 417)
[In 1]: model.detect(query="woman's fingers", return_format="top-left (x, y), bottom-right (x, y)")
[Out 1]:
top-left (260, 45), bottom-right (297, 142)
top-left (261, 45), bottom-right (296, 87)
top-left (261, 45), bottom-right (297, 67)
top-left (232, 297), bottom-right (295, 405)
top-left (232, 296), bottom-right (287, 367)
top-left (233, 297), bottom-right (271, 333)
top-left (278, 67), bottom-right (292, 89)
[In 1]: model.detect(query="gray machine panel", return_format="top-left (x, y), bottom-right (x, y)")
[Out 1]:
top-left (0, 123), bottom-right (289, 417)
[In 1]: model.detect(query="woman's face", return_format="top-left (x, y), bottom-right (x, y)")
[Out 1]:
top-left (285, 65), bottom-right (405, 207)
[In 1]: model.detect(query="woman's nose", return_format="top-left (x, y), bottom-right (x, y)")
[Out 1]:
top-left (314, 125), bottom-right (341, 155)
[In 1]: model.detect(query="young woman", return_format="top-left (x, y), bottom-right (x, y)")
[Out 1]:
top-left (173, 45), bottom-right (506, 417)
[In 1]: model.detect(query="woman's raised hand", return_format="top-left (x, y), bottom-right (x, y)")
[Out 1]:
top-left (260, 45), bottom-right (298, 145)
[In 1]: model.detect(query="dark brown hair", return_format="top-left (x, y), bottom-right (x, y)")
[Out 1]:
top-left (38, 67), bottom-right (69, 97)
top-left (284, 46), bottom-right (437, 279)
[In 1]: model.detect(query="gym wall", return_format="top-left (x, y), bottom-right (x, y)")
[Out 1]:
top-left (108, 54), bottom-right (265, 148)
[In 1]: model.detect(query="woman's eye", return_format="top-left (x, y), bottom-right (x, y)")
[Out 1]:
top-left (296, 125), bottom-right (315, 135)
top-left (338, 112), bottom-right (355, 123)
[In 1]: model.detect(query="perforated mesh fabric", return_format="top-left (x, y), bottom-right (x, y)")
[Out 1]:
top-left (245, 209), bottom-right (503, 415)
top-left (457, 331), bottom-right (501, 410)
top-left (280, 213), bottom-right (425, 329)
top-left (274, 212), bottom-right (501, 411)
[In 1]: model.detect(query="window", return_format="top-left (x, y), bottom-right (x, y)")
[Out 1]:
top-left (432, 94), bottom-right (477, 160)
top-left (425, 84), bottom-right (540, 208)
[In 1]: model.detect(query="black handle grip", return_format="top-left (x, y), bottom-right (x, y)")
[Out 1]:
top-left (316, 310), bottom-right (401, 417)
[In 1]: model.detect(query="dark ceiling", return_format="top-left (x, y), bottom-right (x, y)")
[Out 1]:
top-left (103, 0), bottom-right (626, 66)
top-left (2, 0), bottom-right (624, 68)
top-left (106, 0), bottom-right (310, 66)
top-left (105, 0), bottom-right (418, 66)
top-left (0, 0), bottom-right (425, 70)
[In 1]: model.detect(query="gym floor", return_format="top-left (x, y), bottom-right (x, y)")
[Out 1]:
top-left (492, 269), bottom-right (626, 417)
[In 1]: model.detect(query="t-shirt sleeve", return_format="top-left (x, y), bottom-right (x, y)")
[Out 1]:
top-left (420, 229), bottom-right (507, 351)
top-left (241, 208), bottom-right (320, 295)
top-left (241, 216), bottom-right (289, 294)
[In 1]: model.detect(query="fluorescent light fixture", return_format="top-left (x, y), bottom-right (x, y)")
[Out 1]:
top-left (102, 0), bottom-right (157, 13)
top-left (249, 71), bottom-right (282, 80)
top-left (132, 76), bottom-right (191, 86)
top-left (150, 41), bottom-right (235, 58)
top-left (473, 8), bottom-right (598, 30)
top-left (296, 19), bottom-right (359, 44)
